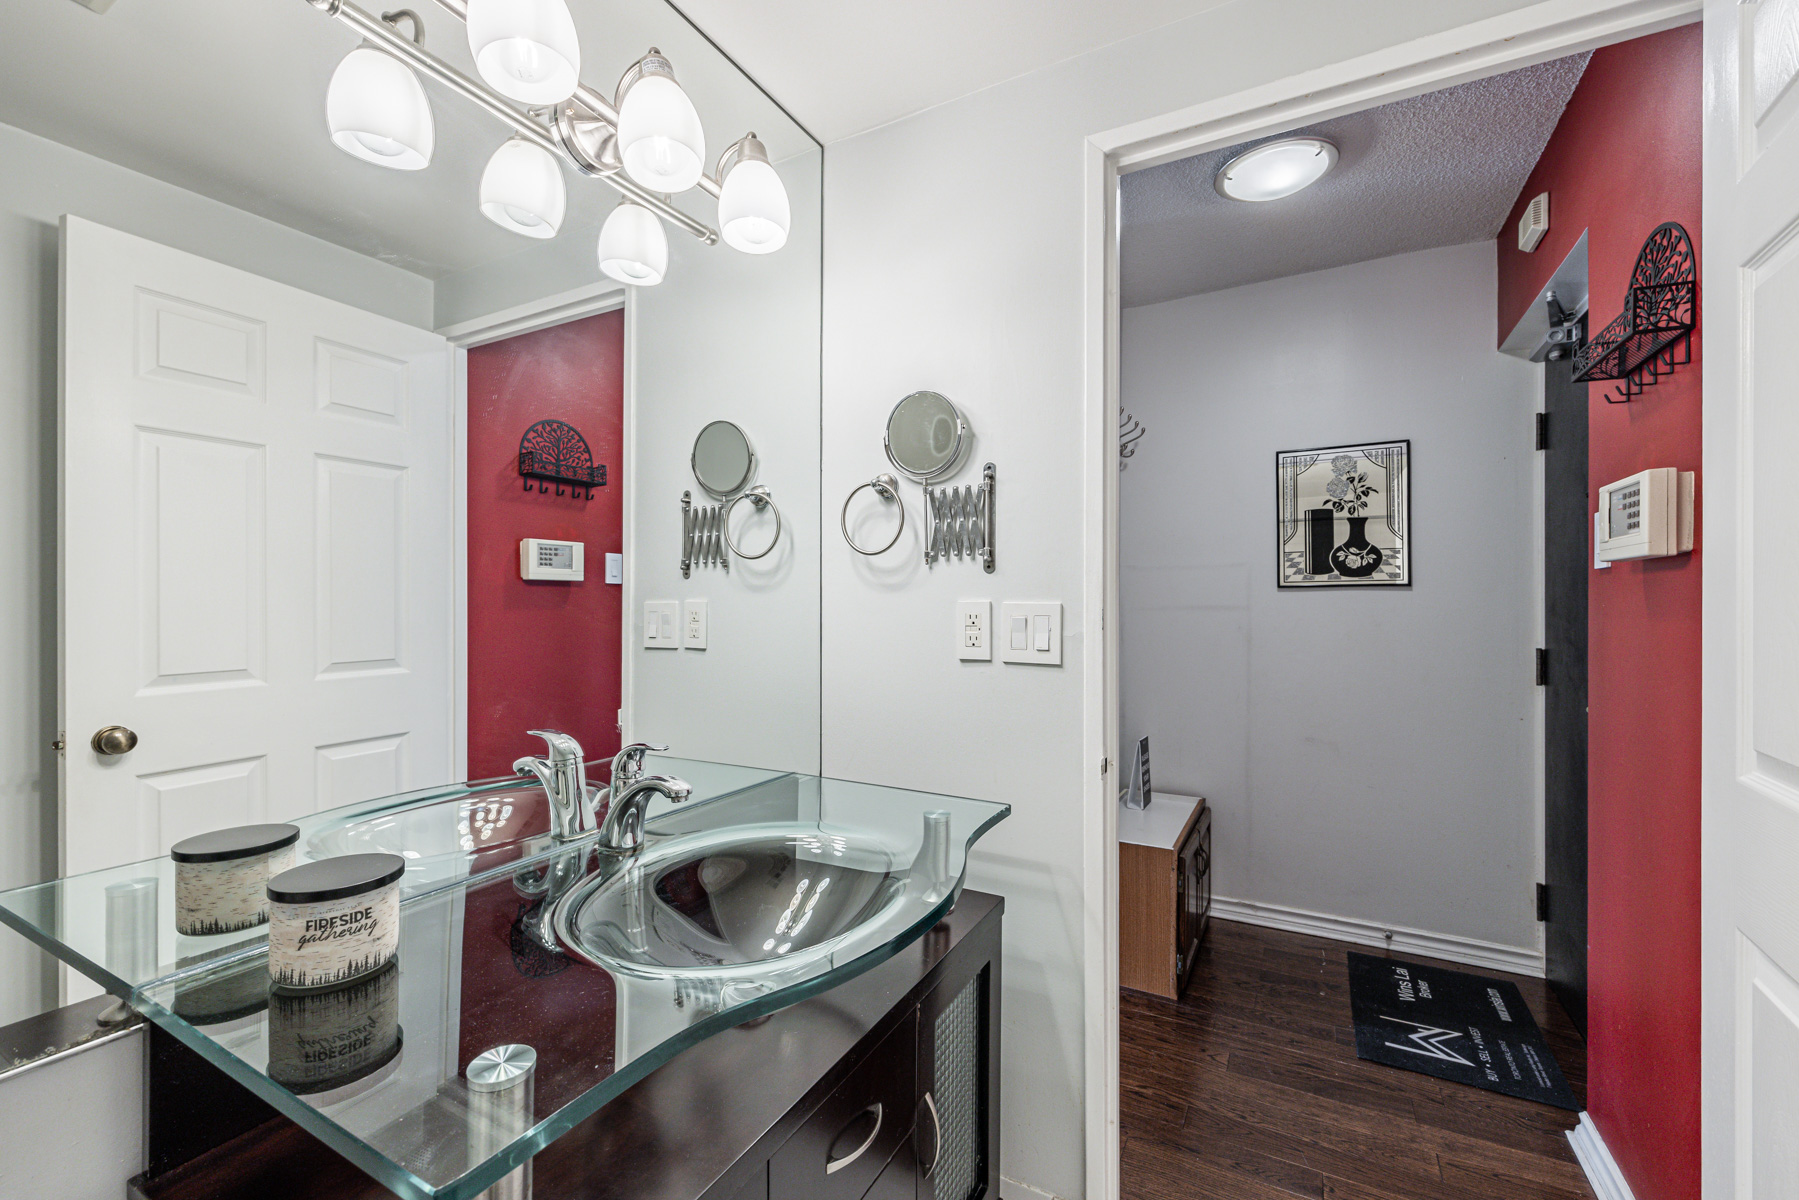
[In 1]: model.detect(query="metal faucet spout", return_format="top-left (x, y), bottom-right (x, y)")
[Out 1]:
top-left (513, 729), bottom-right (591, 840)
top-left (597, 774), bottom-right (692, 854)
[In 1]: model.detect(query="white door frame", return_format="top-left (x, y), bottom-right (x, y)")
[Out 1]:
top-left (1077, 1), bottom-right (1701, 1196)
top-left (434, 281), bottom-right (627, 778)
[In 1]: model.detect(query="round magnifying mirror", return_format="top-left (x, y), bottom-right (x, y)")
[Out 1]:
top-left (884, 391), bottom-right (967, 483)
top-left (691, 420), bottom-right (755, 497)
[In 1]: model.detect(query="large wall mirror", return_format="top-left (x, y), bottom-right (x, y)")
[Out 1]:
top-left (0, 0), bottom-right (821, 1026)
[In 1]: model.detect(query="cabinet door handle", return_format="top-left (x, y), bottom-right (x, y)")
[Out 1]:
top-left (922, 1090), bottom-right (942, 1178)
top-left (824, 1103), bottom-right (882, 1176)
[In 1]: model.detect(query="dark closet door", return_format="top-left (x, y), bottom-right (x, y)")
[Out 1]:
top-left (1543, 354), bottom-right (1589, 1035)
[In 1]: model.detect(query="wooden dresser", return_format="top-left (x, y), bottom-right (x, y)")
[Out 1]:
top-left (1118, 793), bottom-right (1211, 999)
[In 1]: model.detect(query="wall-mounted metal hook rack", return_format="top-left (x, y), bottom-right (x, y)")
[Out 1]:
top-left (1119, 405), bottom-right (1146, 469)
top-left (518, 419), bottom-right (606, 498)
top-left (924, 462), bottom-right (995, 572)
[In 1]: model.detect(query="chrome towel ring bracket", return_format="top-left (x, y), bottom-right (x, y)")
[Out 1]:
top-left (681, 491), bottom-right (728, 578)
top-left (841, 474), bottom-right (906, 556)
top-left (723, 485), bottom-right (782, 560)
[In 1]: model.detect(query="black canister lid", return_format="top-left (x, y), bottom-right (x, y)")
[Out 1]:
top-left (170, 823), bottom-right (300, 864)
top-left (267, 853), bottom-right (406, 904)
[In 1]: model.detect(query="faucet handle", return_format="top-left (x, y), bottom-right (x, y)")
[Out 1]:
top-left (527, 729), bottom-right (584, 764)
top-left (611, 742), bottom-right (668, 785)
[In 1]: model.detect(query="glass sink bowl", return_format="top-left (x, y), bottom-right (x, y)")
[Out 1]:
top-left (554, 818), bottom-right (945, 978)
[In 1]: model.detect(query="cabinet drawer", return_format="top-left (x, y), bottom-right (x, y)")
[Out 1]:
top-left (771, 1010), bottom-right (917, 1200)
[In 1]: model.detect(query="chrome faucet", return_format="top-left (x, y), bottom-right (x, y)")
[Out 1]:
top-left (609, 742), bottom-right (667, 793)
top-left (513, 730), bottom-right (594, 841)
top-left (597, 775), bottom-right (692, 854)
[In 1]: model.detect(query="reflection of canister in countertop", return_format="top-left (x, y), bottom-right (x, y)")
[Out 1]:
top-left (266, 854), bottom-right (404, 992)
top-left (267, 958), bottom-right (402, 1097)
top-left (170, 824), bottom-right (300, 936)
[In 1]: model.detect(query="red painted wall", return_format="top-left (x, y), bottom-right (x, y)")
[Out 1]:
top-left (467, 311), bottom-right (624, 779)
top-left (1497, 26), bottom-right (1702, 1200)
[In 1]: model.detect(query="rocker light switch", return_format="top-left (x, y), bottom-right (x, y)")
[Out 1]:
top-left (643, 601), bottom-right (678, 649)
top-left (1001, 602), bottom-right (1062, 665)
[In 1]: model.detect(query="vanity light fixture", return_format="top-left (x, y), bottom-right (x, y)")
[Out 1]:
top-left (479, 136), bottom-right (566, 237)
top-left (326, 44), bottom-right (436, 169)
top-left (614, 49), bottom-right (706, 193)
top-left (464, 0), bottom-right (581, 104)
top-left (598, 200), bottom-right (668, 286)
top-left (1214, 136), bottom-right (1338, 202)
top-left (303, 0), bottom-right (794, 286)
top-left (716, 134), bottom-right (790, 254)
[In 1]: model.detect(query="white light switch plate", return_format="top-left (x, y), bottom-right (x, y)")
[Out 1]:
top-left (1000, 602), bottom-right (1062, 665)
top-left (683, 599), bottom-right (708, 649)
top-left (605, 552), bottom-right (623, 584)
top-left (957, 600), bottom-right (991, 661)
top-left (643, 600), bottom-right (679, 648)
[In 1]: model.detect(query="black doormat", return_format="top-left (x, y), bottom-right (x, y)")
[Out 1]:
top-left (1347, 952), bottom-right (1578, 1110)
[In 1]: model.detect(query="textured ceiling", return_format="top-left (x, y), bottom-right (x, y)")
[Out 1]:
top-left (1120, 54), bottom-right (1590, 308)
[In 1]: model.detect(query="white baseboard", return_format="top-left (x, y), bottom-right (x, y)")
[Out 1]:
top-left (1210, 895), bottom-right (1545, 977)
top-left (1000, 1175), bottom-right (1068, 1200)
top-left (1567, 1112), bottom-right (1639, 1200)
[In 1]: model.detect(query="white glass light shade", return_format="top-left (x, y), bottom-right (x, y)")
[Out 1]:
top-left (1214, 137), bottom-right (1338, 202)
top-left (479, 138), bottom-right (566, 238)
top-left (597, 202), bottom-right (667, 286)
top-left (326, 47), bottom-right (435, 170)
top-left (465, 0), bottom-right (581, 104)
top-left (617, 74), bottom-right (705, 193)
top-left (718, 158), bottom-right (790, 254)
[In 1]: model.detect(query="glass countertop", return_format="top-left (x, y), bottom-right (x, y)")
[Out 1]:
top-left (0, 761), bottom-right (1008, 1200)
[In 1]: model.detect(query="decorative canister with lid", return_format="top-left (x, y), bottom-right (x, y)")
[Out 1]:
top-left (267, 958), bottom-right (403, 1095)
top-left (170, 824), bottom-right (300, 936)
top-left (266, 853), bottom-right (405, 992)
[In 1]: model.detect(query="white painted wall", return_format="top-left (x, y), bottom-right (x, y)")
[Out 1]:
top-left (1120, 242), bottom-right (1542, 956)
top-left (0, 119), bottom-right (433, 1026)
top-left (819, 3), bottom-right (1567, 1195)
top-left (627, 148), bottom-right (823, 774)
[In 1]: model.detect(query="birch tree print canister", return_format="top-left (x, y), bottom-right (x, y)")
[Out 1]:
top-left (170, 824), bottom-right (300, 936)
top-left (266, 853), bottom-right (405, 992)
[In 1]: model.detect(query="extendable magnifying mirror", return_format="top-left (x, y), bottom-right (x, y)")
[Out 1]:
top-left (691, 420), bottom-right (756, 497)
top-left (883, 391), bottom-right (969, 483)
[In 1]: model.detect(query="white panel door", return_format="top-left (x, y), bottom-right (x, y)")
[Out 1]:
top-left (59, 215), bottom-right (454, 876)
top-left (1704, 5), bottom-right (1799, 1197)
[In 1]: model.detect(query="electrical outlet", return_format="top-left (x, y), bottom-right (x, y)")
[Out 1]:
top-left (683, 600), bottom-right (708, 649)
top-left (999, 602), bottom-right (1062, 665)
top-left (643, 600), bottom-right (678, 649)
top-left (957, 600), bottom-right (991, 661)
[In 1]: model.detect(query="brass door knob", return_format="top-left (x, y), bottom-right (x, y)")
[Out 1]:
top-left (91, 726), bottom-right (138, 756)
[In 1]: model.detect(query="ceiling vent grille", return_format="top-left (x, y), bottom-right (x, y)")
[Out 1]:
top-left (1518, 192), bottom-right (1550, 253)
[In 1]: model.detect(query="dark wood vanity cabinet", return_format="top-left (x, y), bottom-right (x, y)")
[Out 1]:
top-left (132, 892), bottom-right (1002, 1200)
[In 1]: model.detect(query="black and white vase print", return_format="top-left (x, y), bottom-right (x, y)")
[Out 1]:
top-left (1276, 440), bottom-right (1410, 587)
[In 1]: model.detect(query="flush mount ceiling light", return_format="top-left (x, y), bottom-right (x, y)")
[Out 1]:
top-left (615, 49), bottom-right (706, 193)
top-left (465, 0), bottom-right (581, 104)
top-left (1214, 136), bottom-right (1338, 202)
top-left (598, 200), bottom-right (668, 286)
top-left (302, 0), bottom-right (792, 286)
top-left (326, 45), bottom-right (435, 170)
top-left (479, 136), bottom-right (566, 237)
top-left (716, 134), bottom-right (790, 254)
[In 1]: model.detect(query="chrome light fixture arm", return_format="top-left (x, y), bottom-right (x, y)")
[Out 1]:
top-left (306, 0), bottom-right (717, 244)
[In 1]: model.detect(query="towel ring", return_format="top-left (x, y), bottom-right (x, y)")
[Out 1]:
top-left (841, 474), bottom-right (905, 556)
top-left (723, 485), bottom-right (782, 560)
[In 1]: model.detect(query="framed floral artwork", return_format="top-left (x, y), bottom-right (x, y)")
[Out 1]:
top-left (1276, 439), bottom-right (1410, 587)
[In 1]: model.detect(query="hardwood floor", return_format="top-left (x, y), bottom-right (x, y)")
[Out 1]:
top-left (1120, 919), bottom-right (1591, 1200)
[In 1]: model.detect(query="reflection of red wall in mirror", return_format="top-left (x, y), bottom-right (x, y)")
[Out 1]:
top-left (466, 310), bottom-right (624, 780)
top-left (1497, 25), bottom-right (1701, 1200)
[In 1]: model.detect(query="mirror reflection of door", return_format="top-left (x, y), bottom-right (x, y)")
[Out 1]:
top-left (60, 216), bottom-right (455, 882)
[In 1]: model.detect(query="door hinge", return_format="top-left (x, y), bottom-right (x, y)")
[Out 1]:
top-left (51, 733), bottom-right (66, 754)
top-left (1536, 412), bottom-right (1550, 451)
top-left (1536, 882), bottom-right (1550, 922)
top-left (1535, 647), bottom-right (1549, 686)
